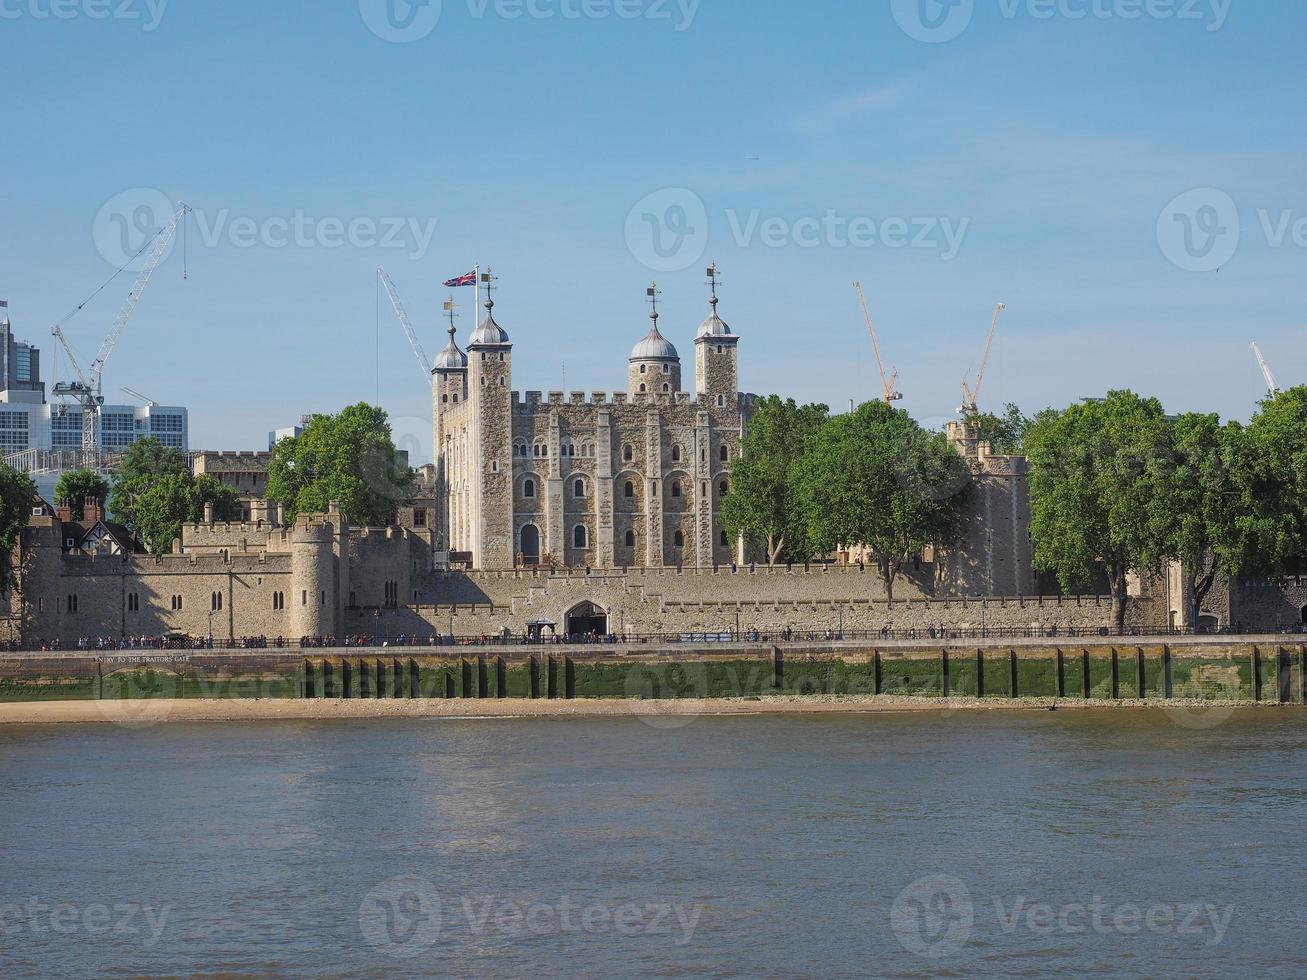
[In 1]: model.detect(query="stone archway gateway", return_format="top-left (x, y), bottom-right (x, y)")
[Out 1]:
top-left (566, 602), bottom-right (609, 638)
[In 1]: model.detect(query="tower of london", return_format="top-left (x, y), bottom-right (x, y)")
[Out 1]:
top-left (433, 275), bottom-right (750, 571)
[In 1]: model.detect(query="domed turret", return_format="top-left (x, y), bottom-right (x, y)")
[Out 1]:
top-left (469, 298), bottom-right (510, 347)
top-left (434, 320), bottom-right (468, 371)
top-left (628, 283), bottom-right (681, 397)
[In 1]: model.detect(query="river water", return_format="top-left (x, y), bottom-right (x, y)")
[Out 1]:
top-left (1, 709), bottom-right (1305, 977)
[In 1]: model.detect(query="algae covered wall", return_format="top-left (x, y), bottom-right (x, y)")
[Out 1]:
top-left (0, 638), bottom-right (1300, 705)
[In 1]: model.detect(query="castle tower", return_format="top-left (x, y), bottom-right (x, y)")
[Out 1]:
top-left (290, 515), bottom-right (337, 638)
top-left (628, 283), bottom-right (681, 397)
top-left (465, 272), bottom-right (514, 569)
top-left (695, 263), bottom-right (738, 407)
top-left (432, 299), bottom-right (468, 553)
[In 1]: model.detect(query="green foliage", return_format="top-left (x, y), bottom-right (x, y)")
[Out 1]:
top-left (1235, 387), bottom-right (1307, 573)
top-left (796, 401), bottom-right (971, 601)
top-left (720, 396), bottom-right (828, 564)
top-left (53, 469), bottom-right (110, 521)
top-left (109, 438), bottom-right (241, 554)
top-left (1025, 391), bottom-right (1173, 628)
top-left (0, 464), bottom-right (36, 592)
top-left (266, 403), bottom-right (414, 527)
top-left (1154, 413), bottom-right (1257, 626)
top-left (972, 403), bottom-right (1030, 455)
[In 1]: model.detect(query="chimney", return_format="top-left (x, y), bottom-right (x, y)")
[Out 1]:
top-left (56, 501), bottom-right (72, 523)
top-left (83, 497), bottom-right (104, 524)
top-left (203, 502), bottom-right (214, 524)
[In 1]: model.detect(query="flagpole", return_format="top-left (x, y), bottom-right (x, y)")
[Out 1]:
top-left (475, 263), bottom-right (481, 326)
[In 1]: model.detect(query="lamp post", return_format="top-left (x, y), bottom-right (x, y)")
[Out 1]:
top-left (373, 608), bottom-right (381, 648)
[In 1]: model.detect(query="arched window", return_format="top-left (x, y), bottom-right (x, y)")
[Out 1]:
top-left (720, 445), bottom-right (728, 462)
top-left (672, 445), bottom-right (681, 462)
top-left (639, 364), bottom-right (647, 374)
top-left (639, 384), bottom-right (646, 393)
top-left (719, 481), bottom-right (729, 497)
top-left (573, 525), bottom-right (588, 549)
top-left (671, 481), bottom-right (681, 498)
top-left (524, 479), bottom-right (535, 499)
top-left (662, 384), bottom-right (670, 393)
top-left (625, 530), bottom-right (635, 547)
top-left (673, 530), bottom-right (684, 548)
top-left (717, 395), bottom-right (726, 408)
top-left (720, 529), bottom-right (729, 547)
top-left (574, 478), bottom-right (586, 498)
top-left (662, 363), bottom-right (670, 374)
top-left (624, 481), bottom-right (634, 498)
top-left (532, 445), bottom-right (540, 458)
top-left (623, 444), bottom-right (633, 462)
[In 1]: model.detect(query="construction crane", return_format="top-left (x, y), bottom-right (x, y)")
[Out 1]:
top-left (120, 386), bottom-right (159, 408)
top-left (853, 282), bottom-right (902, 404)
top-left (1251, 342), bottom-right (1280, 396)
top-left (958, 302), bottom-right (1007, 417)
top-left (377, 267), bottom-right (433, 381)
top-left (52, 201), bottom-right (190, 451)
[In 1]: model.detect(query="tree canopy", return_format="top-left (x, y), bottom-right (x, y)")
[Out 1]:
top-left (53, 469), bottom-right (110, 521)
top-left (0, 464), bottom-right (36, 593)
top-left (719, 396), bottom-right (828, 564)
top-left (973, 403), bottom-right (1030, 455)
top-left (1024, 391), bottom-right (1173, 629)
top-left (265, 403), bottom-right (414, 527)
top-left (109, 438), bottom-right (241, 554)
top-left (796, 401), bottom-right (971, 602)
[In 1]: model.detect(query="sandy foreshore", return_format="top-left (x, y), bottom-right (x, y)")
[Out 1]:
top-left (0, 695), bottom-right (1270, 725)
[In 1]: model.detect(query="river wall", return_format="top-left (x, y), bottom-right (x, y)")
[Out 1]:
top-left (0, 637), bottom-right (1301, 705)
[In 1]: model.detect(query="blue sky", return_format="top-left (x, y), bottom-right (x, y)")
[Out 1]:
top-left (1, 0), bottom-right (1303, 463)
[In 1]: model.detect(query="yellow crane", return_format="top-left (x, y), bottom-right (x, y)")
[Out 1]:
top-left (958, 302), bottom-right (1007, 417)
top-left (853, 282), bottom-right (902, 404)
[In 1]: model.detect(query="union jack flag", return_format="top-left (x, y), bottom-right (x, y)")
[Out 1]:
top-left (443, 271), bottom-right (476, 288)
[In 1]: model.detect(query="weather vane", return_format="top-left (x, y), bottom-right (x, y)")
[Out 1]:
top-left (646, 282), bottom-right (660, 323)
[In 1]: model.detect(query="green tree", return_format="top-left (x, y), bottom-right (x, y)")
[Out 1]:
top-left (53, 469), bottom-right (111, 521)
top-left (0, 464), bottom-right (36, 593)
top-left (109, 438), bottom-right (241, 554)
top-left (797, 401), bottom-right (971, 603)
top-left (1152, 413), bottom-right (1262, 628)
top-left (1232, 387), bottom-right (1307, 575)
top-left (1025, 391), bottom-right (1172, 630)
top-left (266, 403), bottom-right (414, 526)
top-left (720, 396), bottom-right (828, 564)
top-left (973, 402), bottom-right (1029, 455)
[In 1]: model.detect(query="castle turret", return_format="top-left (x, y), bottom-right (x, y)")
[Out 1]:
top-left (290, 515), bottom-right (337, 639)
top-left (465, 273), bottom-right (514, 569)
top-left (432, 300), bottom-right (468, 552)
top-left (628, 283), bottom-right (681, 396)
top-left (695, 264), bottom-right (738, 406)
